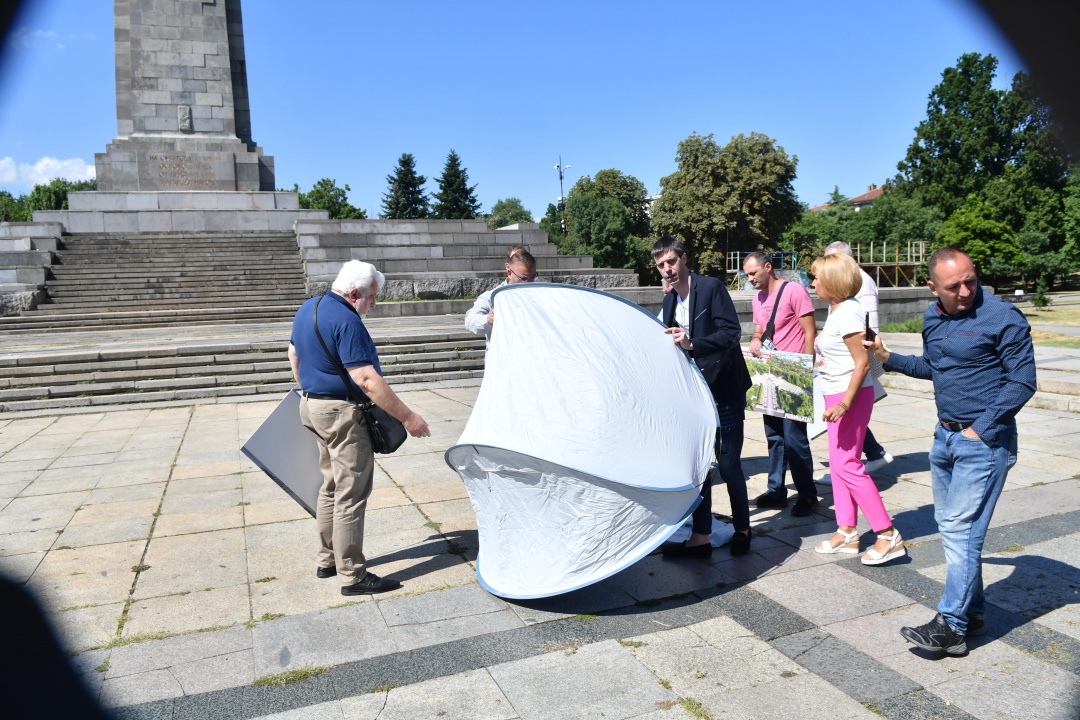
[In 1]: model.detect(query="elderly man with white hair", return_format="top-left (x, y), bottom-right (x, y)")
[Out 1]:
top-left (288, 261), bottom-right (430, 596)
top-left (817, 241), bottom-right (893, 485)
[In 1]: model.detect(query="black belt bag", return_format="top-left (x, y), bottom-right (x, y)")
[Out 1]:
top-left (311, 296), bottom-right (408, 454)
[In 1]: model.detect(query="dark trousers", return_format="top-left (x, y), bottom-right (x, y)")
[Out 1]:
top-left (692, 403), bottom-right (750, 535)
top-left (863, 427), bottom-right (886, 461)
top-left (763, 414), bottom-right (817, 500)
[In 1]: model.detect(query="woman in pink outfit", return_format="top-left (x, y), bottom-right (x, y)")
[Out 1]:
top-left (810, 253), bottom-right (905, 565)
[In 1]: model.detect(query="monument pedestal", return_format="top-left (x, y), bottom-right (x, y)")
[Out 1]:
top-left (96, 138), bottom-right (273, 192)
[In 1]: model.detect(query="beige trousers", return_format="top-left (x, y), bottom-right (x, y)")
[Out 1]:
top-left (299, 397), bottom-right (375, 585)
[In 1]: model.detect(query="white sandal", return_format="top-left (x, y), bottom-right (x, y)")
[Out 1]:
top-left (861, 531), bottom-right (906, 565)
top-left (814, 528), bottom-right (859, 554)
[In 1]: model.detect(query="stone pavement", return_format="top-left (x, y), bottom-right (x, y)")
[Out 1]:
top-left (2, 337), bottom-right (1080, 719)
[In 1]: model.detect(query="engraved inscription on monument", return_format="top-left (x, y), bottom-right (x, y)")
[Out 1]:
top-left (137, 151), bottom-right (236, 191)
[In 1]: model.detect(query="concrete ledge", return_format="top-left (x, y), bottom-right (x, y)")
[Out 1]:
top-left (67, 191), bottom-right (301, 211)
top-left (0, 221), bottom-right (64, 239)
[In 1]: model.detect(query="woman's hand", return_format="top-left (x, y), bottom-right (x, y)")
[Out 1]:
top-left (823, 401), bottom-right (848, 423)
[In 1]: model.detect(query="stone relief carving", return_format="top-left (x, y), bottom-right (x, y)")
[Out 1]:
top-left (178, 105), bottom-right (193, 133)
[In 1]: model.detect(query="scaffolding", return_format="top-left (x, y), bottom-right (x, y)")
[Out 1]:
top-left (852, 241), bottom-right (928, 288)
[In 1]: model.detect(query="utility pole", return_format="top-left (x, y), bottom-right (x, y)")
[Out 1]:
top-left (554, 156), bottom-right (570, 238)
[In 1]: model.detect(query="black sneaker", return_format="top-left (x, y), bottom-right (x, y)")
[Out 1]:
top-left (729, 530), bottom-right (752, 557)
top-left (754, 491), bottom-right (788, 508)
top-left (316, 565), bottom-right (337, 579)
top-left (341, 572), bottom-right (401, 596)
top-left (967, 616), bottom-right (987, 637)
top-left (790, 496), bottom-right (820, 517)
top-left (900, 613), bottom-right (968, 655)
top-left (661, 541), bottom-right (713, 559)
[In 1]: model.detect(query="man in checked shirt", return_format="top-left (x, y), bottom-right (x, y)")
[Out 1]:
top-left (867, 247), bottom-right (1036, 656)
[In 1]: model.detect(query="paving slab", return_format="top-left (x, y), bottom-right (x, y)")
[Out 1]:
top-left (487, 639), bottom-right (677, 720)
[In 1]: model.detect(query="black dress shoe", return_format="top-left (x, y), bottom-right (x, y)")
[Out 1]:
top-left (754, 491), bottom-right (788, 508)
top-left (341, 572), bottom-right (402, 596)
top-left (316, 566), bottom-right (337, 579)
top-left (790, 496), bottom-right (820, 517)
top-left (661, 541), bottom-right (713, 559)
top-left (729, 530), bottom-right (752, 557)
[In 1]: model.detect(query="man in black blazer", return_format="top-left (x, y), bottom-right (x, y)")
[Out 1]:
top-left (654, 237), bottom-right (753, 557)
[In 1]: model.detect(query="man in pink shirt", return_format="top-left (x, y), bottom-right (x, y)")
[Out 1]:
top-left (743, 252), bottom-right (820, 516)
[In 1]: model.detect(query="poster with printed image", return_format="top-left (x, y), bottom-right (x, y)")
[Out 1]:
top-left (743, 348), bottom-right (815, 424)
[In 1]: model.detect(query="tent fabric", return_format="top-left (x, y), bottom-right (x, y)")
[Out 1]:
top-left (444, 283), bottom-right (719, 599)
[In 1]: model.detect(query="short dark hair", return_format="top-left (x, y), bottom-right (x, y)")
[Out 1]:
top-left (651, 236), bottom-right (687, 261)
top-left (742, 251), bottom-right (771, 270)
top-left (928, 247), bottom-right (972, 281)
top-left (507, 246), bottom-right (536, 268)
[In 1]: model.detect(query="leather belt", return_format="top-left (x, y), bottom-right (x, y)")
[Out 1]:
top-left (302, 391), bottom-right (349, 401)
top-left (940, 420), bottom-right (973, 432)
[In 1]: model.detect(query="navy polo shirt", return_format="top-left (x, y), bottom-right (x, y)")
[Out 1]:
top-left (884, 286), bottom-right (1035, 447)
top-left (290, 292), bottom-right (381, 398)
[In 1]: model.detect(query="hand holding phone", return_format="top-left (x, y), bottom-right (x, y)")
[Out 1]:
top-left (864, 312), bottom-right (877, 342)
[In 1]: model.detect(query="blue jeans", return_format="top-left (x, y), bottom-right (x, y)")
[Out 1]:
top-left (863, 427), bottom-right (886, 461)
top-left (762, 414), bottom-right (816, 500)
top-left (929, 424), bottom-right (1017, 634)
top-left (693, 403), bottom-right (749, 535)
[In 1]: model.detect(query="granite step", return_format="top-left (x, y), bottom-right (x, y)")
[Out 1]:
top-left (0, 331), bottom-right (487, 412)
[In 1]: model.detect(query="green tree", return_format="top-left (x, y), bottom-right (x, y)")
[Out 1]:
top-left (292, 179), bottom-right (366, 219)
top-left (937, 195), bottom-right (1020, 284)
top-left (0, 190), bottom-right (30, 222)
top-left (562, 193), bottom-right (647, 270)
top-left (898, 53), bottom-right (1015, 217)
top-left (26, 177), bottom-right (97, 213)
top-left (651, 132), bottom-right (800, 276)
top-left (485, 197), bottom-right (533, 230)
top-left (538, 202), bottom-right (563, 242)
top-left (845, 188), bottom-right (944, 253)
top-left (380, 153), bottom-right (429, 219)
top-left (570, 169), bottom-right (651, 237)
top-left (431, 149), bottom-right (481, 220)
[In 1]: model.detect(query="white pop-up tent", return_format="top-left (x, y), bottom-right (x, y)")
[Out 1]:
top-left (445, 283), bottom-right (719, 599)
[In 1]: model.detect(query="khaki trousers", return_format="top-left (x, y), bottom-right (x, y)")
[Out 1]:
top-left (299, 397), bottom-right (375, 585)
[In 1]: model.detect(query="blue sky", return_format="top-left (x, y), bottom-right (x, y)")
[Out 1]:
top-left (0, 0), bottom-right (1024, 218)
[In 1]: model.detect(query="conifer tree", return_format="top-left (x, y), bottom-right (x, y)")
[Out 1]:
top-left (380, 153), bottom-right (429, 219)
top-left (432, 150), bottom-right (481, 219)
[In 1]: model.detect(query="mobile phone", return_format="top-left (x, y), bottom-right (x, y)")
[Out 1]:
top-left (865, 312), bottom-right (877, 341)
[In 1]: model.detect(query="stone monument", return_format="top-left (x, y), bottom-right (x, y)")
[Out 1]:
top-left (94, 0), bottom-right (274, 191)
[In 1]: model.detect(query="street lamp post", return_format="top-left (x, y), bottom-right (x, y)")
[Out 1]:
top-left (554, 156), bottom-right (570, 238)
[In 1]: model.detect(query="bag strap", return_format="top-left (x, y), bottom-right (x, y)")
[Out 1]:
top-left (762, 281), bottom-right (788, 343)
top-left (311, 294), bottom-right (369, 407)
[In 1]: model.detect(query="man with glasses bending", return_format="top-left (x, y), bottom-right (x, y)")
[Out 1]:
top-left (465, 246), bottom-right (538, 345)
top-left (867, 247), bottom-right (1035, 655)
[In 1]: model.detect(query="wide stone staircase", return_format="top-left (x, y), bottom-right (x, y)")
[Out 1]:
top-left (0, 232), bottom-right (309, 333)
top-left (0, 320), bottom-right (486, 414)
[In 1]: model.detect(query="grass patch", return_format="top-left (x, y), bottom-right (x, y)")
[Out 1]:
top-left (1029, 329), bottom-right (1080, 349)
top-left (424, 520), bottom-right (442, 532)
top-left (1002, 545), bottom-right (1025, 553)
top-left (1021, 304), bottom-right (1080, 326)
top-left (618, 639), bottom-right (647, 648)
top-left (863, 700), bottom-right (886, 717)
top-left (55, 545), bottom-right (72, 551)
top-left (90, 631), bottom-right (173, 651)
top-left (366, 683), bottom-right (397, 694)
top-left (246, 612), bottom-right (285, 628)
top-left (237, 501), bottom-right (250, 506)
top-left (253, 665), bottom-right (330, 687)
top-left (658, 678), bottom-right (672, 690)
top-left (131, 564), bottom-right (150, 573)
top-left (572, 614), bottom-right (597, 623)
top-left (679, 697), bottom-right (711, 719)
top-left (880, 316), bottom-right (923, 333)
top-left (96, 656), bottom-right (110, 673)
top-left (254, 576), bottom-right (276, 583)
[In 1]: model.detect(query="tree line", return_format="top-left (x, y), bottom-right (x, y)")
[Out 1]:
top-left (7, 52), bottom-right (1075, 289)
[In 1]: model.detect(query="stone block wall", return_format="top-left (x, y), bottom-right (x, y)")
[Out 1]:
top-left (0, 221), bottom-right (61, 316)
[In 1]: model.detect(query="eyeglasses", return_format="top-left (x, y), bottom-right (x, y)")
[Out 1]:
top-left (508, 266), bottom-right (536, 283)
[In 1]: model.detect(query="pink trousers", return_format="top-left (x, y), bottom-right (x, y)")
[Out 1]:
top-left (825, 385), bottom-right (892, 532)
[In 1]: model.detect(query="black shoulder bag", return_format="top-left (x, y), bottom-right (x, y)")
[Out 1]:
top-left (311, 295), bottom-right (408, 454)
top-left (761, 281), bottom-right (788, 349)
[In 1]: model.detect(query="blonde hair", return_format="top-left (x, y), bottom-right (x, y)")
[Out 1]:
top-left (810, 253), bottom-right (862, 300)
